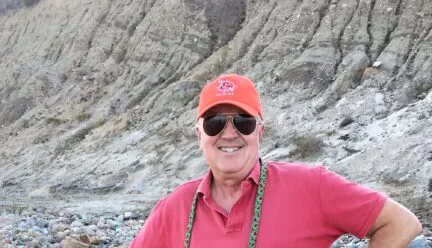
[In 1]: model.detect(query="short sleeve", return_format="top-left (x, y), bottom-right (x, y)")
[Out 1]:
top-left (319, 166), bottom-right (387, 238)
top-left (129, 200), bottom-right (168, 248)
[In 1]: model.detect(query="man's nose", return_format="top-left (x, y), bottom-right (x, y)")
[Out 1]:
top-left (220, 117), bottom-right (239, 138)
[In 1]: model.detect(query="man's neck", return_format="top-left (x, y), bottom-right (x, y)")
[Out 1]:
top-left (208, 159), bottom-right (259, 213)
top-left (212, 178), bottom-right (242, 197)
top-left (211, 179), bottom-right (242, 213)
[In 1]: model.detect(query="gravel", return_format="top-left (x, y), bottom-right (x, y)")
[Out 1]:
top-left (1, 207), bottom-right (430, 247)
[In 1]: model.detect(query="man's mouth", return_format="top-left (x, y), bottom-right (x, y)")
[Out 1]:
top-left (218, 146), bottom-right (242, 153)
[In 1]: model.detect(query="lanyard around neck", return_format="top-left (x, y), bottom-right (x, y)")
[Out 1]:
top-left (184, 159), bottom-right (268, 248)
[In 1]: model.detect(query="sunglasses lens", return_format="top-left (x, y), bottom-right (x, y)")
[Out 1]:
top-left (203, 115), bottom-right (227, 136)
top-left (233, 114), bottom-right (256, 135)
top-left (202, 114), bottom-right (258, 136)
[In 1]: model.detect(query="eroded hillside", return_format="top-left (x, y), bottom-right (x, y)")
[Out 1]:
top-left (0, 0), bottom-right (431, 225)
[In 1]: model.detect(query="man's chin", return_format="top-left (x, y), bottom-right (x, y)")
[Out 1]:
top-left (215, 163), bottom-right (244, 174)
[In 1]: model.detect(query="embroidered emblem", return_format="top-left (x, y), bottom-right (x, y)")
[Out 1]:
top-left (216, 79), bottom-right (235, 96)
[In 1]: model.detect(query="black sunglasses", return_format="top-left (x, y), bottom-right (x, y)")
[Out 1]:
top-left (201, 113), bottom-right (262, 136)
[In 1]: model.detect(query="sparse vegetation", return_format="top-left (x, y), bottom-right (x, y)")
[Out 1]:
top-left (32, 134), bottom-right (50, 144)
top-left (170, 131), bottom-right (182, 144)
top-left (378, 171), bottom-right (409, 186)
top-left (21, 0), bottom-right (39, 7)
top-left (59, 73), bottom-right (68, 83)
top-left (76, 112), bottom-right (91, 122)
top-left (412, 82), bottom-right (431, 99)
top-left (291, 134), bottom-right (324, 158)
top-left (45, 117), bottom-right (62, 126)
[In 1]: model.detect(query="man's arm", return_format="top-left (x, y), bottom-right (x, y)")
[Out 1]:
top-left (367, 198), bottom-right (422, 247)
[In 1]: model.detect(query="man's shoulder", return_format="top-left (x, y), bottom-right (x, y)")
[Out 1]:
top-left (170, 177), bottom-right (202, 196)
top-left (266, 160), bottom-right (323, 174)
top-left (263, 161), bottom-right (325, 195)
top-left (265, 160), bottom-right (325, 184)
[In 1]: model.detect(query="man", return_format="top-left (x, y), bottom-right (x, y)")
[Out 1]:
top-left (130, 74), bottom-right (422, 247)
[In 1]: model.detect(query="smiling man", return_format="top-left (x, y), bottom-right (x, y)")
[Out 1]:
top-left (130, 74), bottom-right (422, 248)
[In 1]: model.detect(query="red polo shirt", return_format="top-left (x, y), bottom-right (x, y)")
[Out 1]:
top-left (130, 160), bottom-right (386, 247)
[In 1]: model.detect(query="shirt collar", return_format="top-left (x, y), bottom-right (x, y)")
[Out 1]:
top-left (197, 159), bottom-right (261, 197)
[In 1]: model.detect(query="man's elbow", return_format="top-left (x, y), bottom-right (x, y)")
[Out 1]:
top-left (408, 215), bottom-right (423, 237)
top-left (394, 204), bottom-right (423, 242)
top-left (382, 210), bottom-right (422, 242)
top-left (368, 198), bottom-right (423, 246)
top-left (399, 201), bottom-right (423, 239)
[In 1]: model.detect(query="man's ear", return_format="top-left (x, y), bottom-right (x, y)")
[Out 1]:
top-left (195, 125), bottom-right (201, 141)
top-left (195, 125), bottom-right (203, 149)
top-left (259, 125), bottom-right (265, 142)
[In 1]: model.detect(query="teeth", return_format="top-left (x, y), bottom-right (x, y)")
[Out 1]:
top-left (219, 147), bottom-right (241, 152)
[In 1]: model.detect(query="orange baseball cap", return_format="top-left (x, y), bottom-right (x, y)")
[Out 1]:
top-left (197, 74), bottom-right (263, 119)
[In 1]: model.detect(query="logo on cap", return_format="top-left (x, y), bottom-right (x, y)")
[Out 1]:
top-left (216, 79), bottom-right (235, 96)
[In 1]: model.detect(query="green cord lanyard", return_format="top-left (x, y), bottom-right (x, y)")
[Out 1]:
top-left (184, 159), bottom-right (267, 248)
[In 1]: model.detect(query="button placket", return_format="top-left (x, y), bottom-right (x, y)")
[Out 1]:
top-left (185, 159), bottom-right (267, 248)
top-left (226, 197), bottom-right (247, 232)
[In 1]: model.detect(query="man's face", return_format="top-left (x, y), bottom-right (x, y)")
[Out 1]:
top-left (196, 104), bottom-right (264, 178)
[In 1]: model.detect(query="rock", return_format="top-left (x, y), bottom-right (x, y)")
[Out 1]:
top-left (113, 243), bottom-right (129, 248)
top-left (124, 212), bottom-right (139, 220)
top-left (408, 235), bottom-right (430, 248)
top-left (362, 67), bottom-right (379, 78)
top-left (339, 117), bottom-right (354, 128)
top-left (52, 223), bottom-right (69, 233)
top-left (79, 234), bottom-right (91, 244)
top-left (35, 207), bottom-right (46, 214)
top-left (89, 235), bottom-right (101, 245)
top-left (63, 236), bottom-right (90, 248)
top-left (372, 61), bottom-right (382, 68)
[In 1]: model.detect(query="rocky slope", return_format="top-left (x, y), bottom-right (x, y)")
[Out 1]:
top-left (0, 0), bottom-right (431, 228)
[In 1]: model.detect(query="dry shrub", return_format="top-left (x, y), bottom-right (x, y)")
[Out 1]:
top-left (76, 112), bottom-right (91, 122)
top-left (21, 0), bottom-right (39, 7)
top-left (45, 117), bottom-right (62, 125)
top-left (291, 134), bottom-right (324, 158)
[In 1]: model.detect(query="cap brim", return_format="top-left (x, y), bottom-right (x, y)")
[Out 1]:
top-left (197, 100), bottom-right (259, 119)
